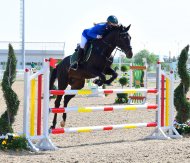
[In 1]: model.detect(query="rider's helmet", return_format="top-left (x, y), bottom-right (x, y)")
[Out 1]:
top-left (107, 15), bottom-right (118, 25)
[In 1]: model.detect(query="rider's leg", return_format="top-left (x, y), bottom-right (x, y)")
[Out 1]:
top-left (78, 35), bottom-right (86, 64)
top-left (80, 35), bottom-right (87, 49)
top-left (70, 35), bottom-right (86, 70)
top-left (78, 48), bottom-right (84, 64)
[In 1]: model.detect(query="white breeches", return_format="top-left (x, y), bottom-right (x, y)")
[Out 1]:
top-left (80, 35), bottom-right (87, 48)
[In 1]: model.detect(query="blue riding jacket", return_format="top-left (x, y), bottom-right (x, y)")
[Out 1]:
top-left (82, 23), bottom-right (108, 40)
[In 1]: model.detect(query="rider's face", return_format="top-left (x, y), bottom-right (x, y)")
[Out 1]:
top-left (107, 22), bottom-right (118, 29)
top-left (108, 22), bottom-right (118, 27)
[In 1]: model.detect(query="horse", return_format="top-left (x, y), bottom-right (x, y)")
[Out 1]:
top-left (50, 24), bottom-right (133, 129)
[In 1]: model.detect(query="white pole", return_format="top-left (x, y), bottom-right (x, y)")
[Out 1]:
top-left (156, 62), bottom-right (161, 127)
top-left (43, 61), bottom-right (50, 138)
top-left (129, 63), bottom-right (132, 88)
top-left (143, 58), bottom-right (147, 88)
top-left (20, 0), bottom-right (25, 69)
top-left (170, 70), bottom-right (174, 127)
top-left (37, 60), bottom-right (57, 150)
top-left (23, 69), bottom-right (40, 152)
top-left (23, 69), bottom-right (30, 137)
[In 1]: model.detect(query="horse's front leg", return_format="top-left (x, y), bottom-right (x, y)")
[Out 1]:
top-left (103, 67), bottom-right (118, 85)
top-left (92, 71), bottom-right (106, 86)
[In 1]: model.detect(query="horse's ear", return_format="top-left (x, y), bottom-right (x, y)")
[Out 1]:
top-left (125, 24), bottom-right (131, 31)
top-left (119, 24), bottom-right (123, 28)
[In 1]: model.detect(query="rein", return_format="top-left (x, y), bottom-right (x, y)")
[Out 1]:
top-left (100, 30), bottom-right (119, 59)
top-left (101, 32), bottom-right (123, 59)
top-left (97, 28), bottom-right (132, 64)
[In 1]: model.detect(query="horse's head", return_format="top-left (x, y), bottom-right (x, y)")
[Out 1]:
top-left (116, 24), bottom-right (133, 58)
top-left (95, 24), bottom-right (133, 59)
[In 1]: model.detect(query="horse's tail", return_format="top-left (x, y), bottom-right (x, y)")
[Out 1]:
top-left (49, 67), bottom-right (57, 90)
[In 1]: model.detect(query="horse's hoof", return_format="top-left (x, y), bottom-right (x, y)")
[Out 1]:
top-left (94, 80), bottom-right (103, 86)
top-left (93, 79), bottom-right (99, 84)
top-left (97, 81), bottom-right (103, 86)
top-left (60, 121), bottom-right (65, 127)
top-left (50, 126), bottom-right (55, 129)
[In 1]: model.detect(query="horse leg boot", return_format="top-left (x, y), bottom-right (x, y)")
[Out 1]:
top-left (70, 48), bottom-right (84, 70)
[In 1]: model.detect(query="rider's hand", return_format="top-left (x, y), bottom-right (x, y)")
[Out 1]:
top-left (97, 35), bottom-right (102, 39)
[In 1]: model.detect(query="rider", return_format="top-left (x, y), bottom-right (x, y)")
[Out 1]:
top-left (70, 15), bottom-right (119, 70)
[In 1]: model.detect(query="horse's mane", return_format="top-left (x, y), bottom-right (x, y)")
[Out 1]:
top-left (91, 24), bottom-right (129, 48)
top-left (103, 24), bottom-right (127, 37)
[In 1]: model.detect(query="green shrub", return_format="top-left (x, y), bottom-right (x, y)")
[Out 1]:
top-left (174, 120), bottom-right (190, 135)
top-left (114, 66), bottom-right (119, 71)
top-left (115, 93), bottom-right (128, 104)
top-left (115, 74), bottom-right (129, 104)
top-left (121, 65), bottom-right (129, 72)
top-left (0, 134), bottom-right (28, 151)
top-left (119, 77), bottom-right (128, 88)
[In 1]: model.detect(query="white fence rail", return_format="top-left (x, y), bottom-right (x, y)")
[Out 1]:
top-left (0, 70), bottom-right (180, 82)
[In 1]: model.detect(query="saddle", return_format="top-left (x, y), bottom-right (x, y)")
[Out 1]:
top-left (70, 42), bottom-right (93, 66)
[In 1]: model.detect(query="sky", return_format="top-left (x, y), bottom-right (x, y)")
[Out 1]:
top-left (0, 0), bottom-right (190, 57)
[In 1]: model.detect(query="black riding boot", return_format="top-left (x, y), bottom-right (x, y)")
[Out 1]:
top-left (70, 48), bottom-right (84, 70)
top-left (78, 48), bottom-right (84, 64)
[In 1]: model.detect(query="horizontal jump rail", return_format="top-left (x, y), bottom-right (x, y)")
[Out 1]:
top-left (50, 122), bottom-right (157, 134)
top-left (50, 104), bottom-right (157, 113)
top-left (130, 66), bottom-right (146, 70)
top-left (50, 88), bottom-right (157, 95)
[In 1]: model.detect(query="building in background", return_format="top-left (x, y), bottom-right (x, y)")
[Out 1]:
top-left (0, 41), bottom-right (65, 70)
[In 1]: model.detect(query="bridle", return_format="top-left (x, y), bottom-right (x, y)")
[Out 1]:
top-left (101, 29), bottom-right (132, 57)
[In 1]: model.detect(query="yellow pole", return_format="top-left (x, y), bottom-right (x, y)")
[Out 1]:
top-left (165, 78), bottom-right (170, 126)
top-left (30, 79), bottom-right (36, 136)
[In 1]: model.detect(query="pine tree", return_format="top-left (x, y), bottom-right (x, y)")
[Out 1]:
top-left (174, 45), bottom-right (190, 123)
top-left (0, 44), bottom-right (20, 134)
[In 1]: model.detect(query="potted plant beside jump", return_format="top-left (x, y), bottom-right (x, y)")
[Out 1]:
top-left (115, 65), bottom-right (129, 103)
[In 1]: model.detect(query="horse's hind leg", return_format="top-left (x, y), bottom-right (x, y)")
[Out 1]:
top-left (60, 78), bottom-right (85, 127)
top-left (51, 95), bottom-right (63, 129)
top-left (60, 94), bottom-right (75, 127)
top-left (51, 72), bottom-right (69, 129)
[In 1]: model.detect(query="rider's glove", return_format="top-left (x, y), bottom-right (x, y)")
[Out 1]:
top-left (96, 35), bottom-right (102, 39)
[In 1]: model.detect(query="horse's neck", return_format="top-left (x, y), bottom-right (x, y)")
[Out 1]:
top-left (103, 46), bottom-right (115, 58)
top-left (98, 31), bottom-right (118, 58)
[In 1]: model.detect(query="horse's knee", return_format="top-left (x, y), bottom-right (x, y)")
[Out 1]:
top-left (113, 72), bottom-right (118, 78)
top-left (101, 76), bottom-right (106, 82)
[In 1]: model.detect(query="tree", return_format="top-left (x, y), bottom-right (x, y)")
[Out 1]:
top-left (0, 44), bottom-right (20, 134)
top-left (133, 49), bottom-right (158, 69)
top-left (174, 45), bottom-right (190, 123)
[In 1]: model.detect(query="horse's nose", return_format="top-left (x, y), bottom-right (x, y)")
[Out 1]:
top-left (126, 50), bottom-right (133, 59)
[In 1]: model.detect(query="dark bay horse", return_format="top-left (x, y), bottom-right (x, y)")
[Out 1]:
top-left (50, 24), bottom-right (133, 129)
